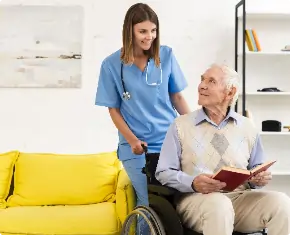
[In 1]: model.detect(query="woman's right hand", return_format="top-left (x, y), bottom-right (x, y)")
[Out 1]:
top-left (108, 108), bottom-right (148, 155)
top-left (129, 139), bottom-right (147, 155)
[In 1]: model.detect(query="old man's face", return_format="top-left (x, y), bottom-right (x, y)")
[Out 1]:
top-left (198, 66), bottom-right (230, 107)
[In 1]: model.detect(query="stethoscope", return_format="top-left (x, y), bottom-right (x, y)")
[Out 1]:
top-left (121, 60), bottom-right (163, 100)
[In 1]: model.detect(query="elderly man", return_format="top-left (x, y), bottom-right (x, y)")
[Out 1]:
top-left (155, 64), bottom-right (290, 235)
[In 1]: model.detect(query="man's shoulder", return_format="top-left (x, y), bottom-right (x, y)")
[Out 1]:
top-left (174, 110), bottom-right (200, 124)
top-left (231, 111), bottom-right (259, 137)
top-left (233, 111), bottom-right (256, 127)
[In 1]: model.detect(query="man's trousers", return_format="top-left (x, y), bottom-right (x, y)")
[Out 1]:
top-left (176, 190), bottom-right (290, 235)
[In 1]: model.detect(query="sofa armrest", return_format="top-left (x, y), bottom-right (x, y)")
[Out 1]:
top-left (116, 168), bottom-right (136, 225)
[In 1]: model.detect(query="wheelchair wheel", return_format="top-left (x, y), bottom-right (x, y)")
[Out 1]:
top-left (136, 205), bottom-right (166, 235)
top-left (149, 194), bottom-right (184, 235)
top-left (121, 205), bottom-right (166, 235)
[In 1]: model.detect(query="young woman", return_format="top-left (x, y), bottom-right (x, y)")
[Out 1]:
top-left (95, 2), bottom-right (190, 227)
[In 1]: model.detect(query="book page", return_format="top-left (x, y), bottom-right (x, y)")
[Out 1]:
top-left (213, 166), bottom-right (250, 178)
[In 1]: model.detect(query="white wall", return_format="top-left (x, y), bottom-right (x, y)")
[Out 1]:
top-left (0, 0), bottom-right (288, 194)
top-left (0, 0), bottom-right (237, 153)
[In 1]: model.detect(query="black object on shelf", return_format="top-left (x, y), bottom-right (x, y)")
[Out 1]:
top-left (262, 120), bottom-right (282, 132)
top-left (235, 0), bottom-right (246, 116)
top-left (257, 87), bottom-right (282, 92)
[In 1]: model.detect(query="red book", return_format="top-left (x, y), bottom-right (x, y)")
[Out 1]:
top-left (212, 160), bottom-right (276, 192)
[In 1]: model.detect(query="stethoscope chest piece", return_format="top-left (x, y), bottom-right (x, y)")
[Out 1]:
top-left (120, 59), bottom-right (162, 101)
top-left (122, 91), bottom-right (131, 100)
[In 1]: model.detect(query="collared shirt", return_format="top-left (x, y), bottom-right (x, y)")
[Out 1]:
top-left (155, 108), bottom-right (265, 193)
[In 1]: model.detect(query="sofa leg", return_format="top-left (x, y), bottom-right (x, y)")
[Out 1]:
top-left (149, 194), bottom-right (184, 235)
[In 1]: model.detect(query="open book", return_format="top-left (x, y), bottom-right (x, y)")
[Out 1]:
top-left (212, 160), bottom-right (276, 192)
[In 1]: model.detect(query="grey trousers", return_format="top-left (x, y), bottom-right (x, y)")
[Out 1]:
top-left (176, 190), bottom-right (290, 235)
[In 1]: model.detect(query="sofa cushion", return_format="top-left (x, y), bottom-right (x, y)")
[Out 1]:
top-left (0, 202), bottom-right (120, 235)
top-left (0, 151), bottom-right (19, 209)
top-left (7, 151), bottom-right (120, 207)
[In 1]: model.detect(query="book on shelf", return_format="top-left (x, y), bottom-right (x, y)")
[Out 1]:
top-left (212, 160), bottom-right (276, 192)
top-left (245, 29), bottom-right (261, 52)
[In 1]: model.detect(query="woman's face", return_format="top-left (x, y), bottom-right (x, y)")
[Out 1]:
top-left (133, 20), bottom-right (157, 51)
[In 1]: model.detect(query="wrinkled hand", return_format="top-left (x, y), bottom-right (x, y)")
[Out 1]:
top-left (192, 174), bottom-right (227, 194)
top-left (129, 139), bottom-right (147, 155)
top-left (249, 171), bottom-right (272, 187)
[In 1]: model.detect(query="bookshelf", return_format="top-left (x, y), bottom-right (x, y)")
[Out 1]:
top-left (235, 0), bottom-right (290, 185)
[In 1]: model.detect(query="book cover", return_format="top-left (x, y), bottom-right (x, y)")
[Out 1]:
top-left (251, 29), bottom-right (262, 51)
top-left (245, 30), bottom-right (255, 51)
top-left (212, 160), bottom-right (276, 192)
top-left (248, 29), bottom-right (258, 51)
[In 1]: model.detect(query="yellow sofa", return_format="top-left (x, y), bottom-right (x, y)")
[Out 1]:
top-left (0, 150), bottom-right (136, 235)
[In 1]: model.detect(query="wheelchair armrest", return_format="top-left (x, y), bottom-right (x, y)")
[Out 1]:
top-left (148, 184), bottom-right (178, 196)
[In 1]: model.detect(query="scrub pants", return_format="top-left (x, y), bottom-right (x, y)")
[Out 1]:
top-left (122, 156), bottom-right (149, 235)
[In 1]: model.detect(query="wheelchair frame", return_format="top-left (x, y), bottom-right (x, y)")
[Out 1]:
top-left (121, 146), bottom-right (267, 235)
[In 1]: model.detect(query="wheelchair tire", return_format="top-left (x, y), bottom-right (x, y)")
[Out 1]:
top-left (121, 207), bottom-right (158, 235)
top-left (149, 194), bottom-right (184, 235)
top-left (135, 205), bottom-right (166, 235)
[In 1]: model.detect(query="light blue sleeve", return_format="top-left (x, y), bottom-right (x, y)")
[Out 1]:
top-left (248, 134), bottom-right (265, 169)
top-left (247, 134), bottom-right (266, 189)
top-left (168, 49), bottom-right (188, 94)
top-left (95, 60), bottom-right (121, 108)
top-left (155, 122), bottom-right (195, 193)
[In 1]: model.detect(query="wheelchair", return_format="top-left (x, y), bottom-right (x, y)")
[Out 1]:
top-left (121, 146), bottom-right (267, 235)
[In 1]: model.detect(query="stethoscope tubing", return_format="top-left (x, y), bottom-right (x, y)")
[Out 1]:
top-left (120, 60), bottom-right (162, 100)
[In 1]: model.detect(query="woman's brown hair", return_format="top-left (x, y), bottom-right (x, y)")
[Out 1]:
top-left (121, 3), bottom-right (160, 67)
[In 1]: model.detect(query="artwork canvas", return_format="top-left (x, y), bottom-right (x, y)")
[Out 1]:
top-left (0, 5), bottom-right (84, 88)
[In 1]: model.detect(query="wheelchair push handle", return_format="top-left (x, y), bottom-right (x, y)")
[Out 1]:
top-left (141, 143), bottom-right (148, 175)
top-left (141, 143), bottom-right (148, 154)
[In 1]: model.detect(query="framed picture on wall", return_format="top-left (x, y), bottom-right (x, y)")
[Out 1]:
top-left (0, 5), bottom-right (84, 88)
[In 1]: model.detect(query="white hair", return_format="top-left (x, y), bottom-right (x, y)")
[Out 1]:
top-left (210, 63), bottom-right (240, 108)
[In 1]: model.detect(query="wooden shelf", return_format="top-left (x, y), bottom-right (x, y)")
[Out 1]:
top-left (238, 51), bottom-right (290, 56)
top-left (239, 92), bottom-right (290, 96)
top-left (260, 132), bottom-right (290, 136)
top-left (272, 171), bottom-right (290, 176)
top-left (238, 12), bottom-right (290, 20)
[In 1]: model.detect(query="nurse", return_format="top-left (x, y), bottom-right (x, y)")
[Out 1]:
top-left (95, 2), bottom-right (190, 211)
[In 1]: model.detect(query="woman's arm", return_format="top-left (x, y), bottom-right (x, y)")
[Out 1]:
top-left (170, 92), bottom-right (191, 115)
top-left (108, 107), bottom-right (145, 154)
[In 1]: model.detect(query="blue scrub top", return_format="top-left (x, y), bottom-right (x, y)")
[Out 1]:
top-left (95, 45), bottom-right (187, 161)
